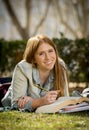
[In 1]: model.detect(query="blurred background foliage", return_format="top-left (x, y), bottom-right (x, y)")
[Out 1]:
top-left (53, 37), bottom-right (89, 84)
top-left (0, 39), bottom-right (26, 74)
top-left (0, 37), bottom-right (89, 86)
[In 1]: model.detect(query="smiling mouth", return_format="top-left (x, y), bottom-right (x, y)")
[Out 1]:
top-left (45, 61), bottom-right (53, 65)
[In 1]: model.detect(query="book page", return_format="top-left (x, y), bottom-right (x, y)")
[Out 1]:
top-left (59, 103), bottom-right (89, 113)
top-left (62, 102), bottom-right (89, 110)
top-left (35, 96), bottom-right (89, 113)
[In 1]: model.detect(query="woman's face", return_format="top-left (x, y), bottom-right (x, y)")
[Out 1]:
top-left (34, 43), bottom-right (56, 72)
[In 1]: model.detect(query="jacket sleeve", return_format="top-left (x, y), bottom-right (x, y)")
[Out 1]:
top-left (12, 65), bottom-right (28, 102)
top-left (11, 64), bottom-right (34, 111)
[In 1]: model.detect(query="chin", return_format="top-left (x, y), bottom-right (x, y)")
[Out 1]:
top-left (46, 66), bottom-right (54, 70)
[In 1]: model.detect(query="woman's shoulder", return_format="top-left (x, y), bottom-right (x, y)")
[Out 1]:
top-left (14, 60), bottom-right (33, 77)
top-left (17, 60), bottom-right (32, 70)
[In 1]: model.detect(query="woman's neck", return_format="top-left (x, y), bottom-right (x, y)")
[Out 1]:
top-left (39, 70), bottom-right (50, 85)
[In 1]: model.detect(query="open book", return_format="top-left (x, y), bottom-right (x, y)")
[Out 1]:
top-left (35, 96), bottom-right (89, 113)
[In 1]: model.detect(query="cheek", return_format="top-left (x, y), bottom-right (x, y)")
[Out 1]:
top-left (34, 56), bottom-right (43, 64)
top-left (52, 53), bottom-right (56, 59)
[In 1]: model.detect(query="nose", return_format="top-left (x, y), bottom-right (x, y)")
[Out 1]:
top-left (45, 52), bottom-right (50, 59)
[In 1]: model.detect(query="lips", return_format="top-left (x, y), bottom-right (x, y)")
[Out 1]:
top-left (45, 61), bottom-right (53, 65)
top-left (46, 61), bottom-right (52, 64)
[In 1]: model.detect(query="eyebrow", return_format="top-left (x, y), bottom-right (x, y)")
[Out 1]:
top-left (37, 48), bottom-right (54, 54)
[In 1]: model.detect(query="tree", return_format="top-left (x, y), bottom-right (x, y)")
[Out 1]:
top-left (2, 0), bottom-right (89, 39)
top-left (3, 0), bottom-right (51, 39)
top-left (52, 0), bottom-right (89, 38)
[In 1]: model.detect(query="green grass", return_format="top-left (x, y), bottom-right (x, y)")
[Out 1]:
top-left (0, 111), bottom-right (89, 130)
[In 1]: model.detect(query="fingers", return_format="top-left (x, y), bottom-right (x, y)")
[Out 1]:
top-left (47, 96), bottom-right (56, 103)
top-left (43, 90), bottom-right (60, 105)
top-left (48, 90), bottom-right (60, 95)
top-left (17, 97), bottom-right (26, 108)
top-left (47, 90), bottom-right (59, 99)
top-left (17, 96), bottom-right (32, 108)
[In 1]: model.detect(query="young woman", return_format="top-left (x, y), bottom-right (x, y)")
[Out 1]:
top-left (2, 34), bottom-right (69, 112)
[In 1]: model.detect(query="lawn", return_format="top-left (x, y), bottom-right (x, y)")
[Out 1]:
top-left (0, 111), bottom-right (89, 130)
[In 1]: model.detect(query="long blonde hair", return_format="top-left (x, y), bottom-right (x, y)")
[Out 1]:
top-left (23, 34), bottom-right (69, 96)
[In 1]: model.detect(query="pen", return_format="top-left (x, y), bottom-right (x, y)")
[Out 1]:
top-left (33, 84), bottom-right (49, 92)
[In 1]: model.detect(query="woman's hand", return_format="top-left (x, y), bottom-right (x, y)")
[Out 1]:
top-left (17, 96), bottom-right (33, 108)
top-left (41, 90), bottom-right (59, 105)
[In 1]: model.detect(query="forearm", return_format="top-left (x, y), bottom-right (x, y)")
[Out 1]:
top-left (31, 97), bottom-right (45, 109)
